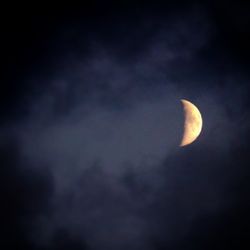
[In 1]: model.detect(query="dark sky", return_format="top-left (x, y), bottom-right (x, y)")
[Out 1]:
top-left (1, 2), bottom-right (250, 250)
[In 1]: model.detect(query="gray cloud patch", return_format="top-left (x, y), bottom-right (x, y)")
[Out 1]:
top-left (3, 6), bottom-right (250, 250)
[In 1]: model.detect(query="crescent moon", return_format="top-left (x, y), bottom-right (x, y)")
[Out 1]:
top-left (180, 99), bottom-right (203, 147)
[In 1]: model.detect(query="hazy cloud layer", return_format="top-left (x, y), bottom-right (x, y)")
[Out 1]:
top-left (1, 4), bottom-right (250, 250)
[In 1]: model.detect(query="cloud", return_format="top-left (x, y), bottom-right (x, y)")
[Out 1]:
top-left (2, 4), bottom-right (250, 250)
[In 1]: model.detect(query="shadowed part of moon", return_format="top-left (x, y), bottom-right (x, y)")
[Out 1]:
top-left (180, 99), bottom-right (203, 147)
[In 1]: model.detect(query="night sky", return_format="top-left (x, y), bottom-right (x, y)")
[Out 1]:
top-left (1, 2), bottom-right (250, 249)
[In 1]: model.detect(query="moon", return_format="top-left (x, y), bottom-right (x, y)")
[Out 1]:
top-left (180, 99), bottom-right (203, 147)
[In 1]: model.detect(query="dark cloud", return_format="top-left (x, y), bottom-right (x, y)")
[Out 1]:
top-left (0, 135), bottom-right (53, 249)
top-left (1, 2), bottom-right (250, 250)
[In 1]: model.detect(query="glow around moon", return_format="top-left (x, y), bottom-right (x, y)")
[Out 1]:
top-left (180, 99), bottom-right (203, 147)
